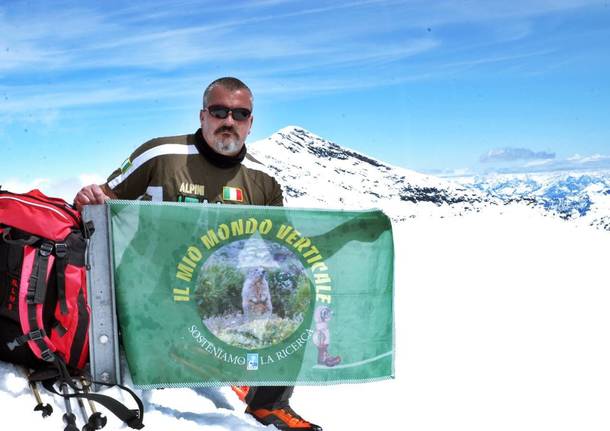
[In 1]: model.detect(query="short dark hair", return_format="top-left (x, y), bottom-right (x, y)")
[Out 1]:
top-left (202, 77), bottom-right (253, 109)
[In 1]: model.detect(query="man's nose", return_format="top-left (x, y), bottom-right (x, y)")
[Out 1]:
top-left (223, 112), bottom-right (236, 126)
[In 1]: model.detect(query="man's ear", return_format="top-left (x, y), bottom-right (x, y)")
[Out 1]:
top-left (248, 115), bottom-right (254, 135)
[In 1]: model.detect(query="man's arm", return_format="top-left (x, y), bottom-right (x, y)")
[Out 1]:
top-left (74, 184), bottom-right (117, 211)
top-left (74, 139), bottom-right (157, 210)
top-left (268, 178), bottom-right (284, 207)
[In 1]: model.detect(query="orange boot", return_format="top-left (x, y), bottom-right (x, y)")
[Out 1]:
top-left (246, 404), bottom-right (322, 431)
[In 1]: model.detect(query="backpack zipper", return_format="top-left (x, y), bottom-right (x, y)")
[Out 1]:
top-left (0, 196), bottom-right (72, 222)
top-left (0, 191), bottom-right (80, 226)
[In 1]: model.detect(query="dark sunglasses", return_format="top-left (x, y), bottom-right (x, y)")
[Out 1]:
top-left (206, 105), bottom-right (252, 121)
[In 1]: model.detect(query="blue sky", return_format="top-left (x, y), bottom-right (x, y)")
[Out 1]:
top-left (1, 0), bottom-right (610, 194)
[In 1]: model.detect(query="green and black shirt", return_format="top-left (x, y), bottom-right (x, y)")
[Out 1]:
top-left (106, 129), bottom-right (283, 206)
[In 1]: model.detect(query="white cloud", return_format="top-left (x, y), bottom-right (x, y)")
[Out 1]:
top-left (1, 174), bottom-right (104, 202)
top-left (480, 147), bottom-right (556, 163)
top-left (0, 2), bottom-right (426, 74)
top-left (523, 159), bottom-right (554, 167)
top-left (412, 0), bottom-right (606, 26)
top-left (566, 153), bottom-right (608, 163)
top-left (478, 153), bottom-right (610, 174)
top-left (0, 0), bottom-right (606, 132)
top-left (424, 167), bottom-right (474, 178)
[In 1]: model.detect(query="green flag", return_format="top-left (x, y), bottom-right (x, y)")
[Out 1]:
top-left (108, 200), bottom-right (394, 388)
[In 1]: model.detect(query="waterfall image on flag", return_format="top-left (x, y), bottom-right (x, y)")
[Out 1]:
top-left (194, 237), bottom-right (312, 350)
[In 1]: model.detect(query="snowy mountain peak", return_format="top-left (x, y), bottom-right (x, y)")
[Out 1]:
top-left (268, 125), bottom-right (391, 169)
top-left (248, 127), bottom-right (492, 219)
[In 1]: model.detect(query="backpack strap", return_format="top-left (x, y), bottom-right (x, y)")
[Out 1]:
top-left (0, 236), bottom-right (23, 322)
top-left (54, 242), bottom-right (69, 315)
top-left (1, 227), bottom-right (39, 246)
top-left (5, 242), bottom-right (58, 362)
top-left (6, 328), bottom-right (47, 351)
top-left (69, 389), bottom-right (144, 429)
top-left (54, 230), bottom-right (88, 317)
top-left (27, 241), bottom-right (54, 305)
top-left (34, 360), bottom-right (145, 430)
top-left (6, 239), bottom-right (63, 364)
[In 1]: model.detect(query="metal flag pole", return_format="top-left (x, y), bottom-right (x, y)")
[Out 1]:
top-left (82, 204), bottom-right (121, 390)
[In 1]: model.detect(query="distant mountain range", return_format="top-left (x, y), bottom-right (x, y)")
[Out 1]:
top-left (453, 172), bottom-right (610, 230)
top-left (248, 126), bottom-right (610, 231)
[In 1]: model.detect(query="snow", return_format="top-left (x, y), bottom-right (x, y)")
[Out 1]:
top-left (2, 204), bottom-right (609, 430)
top-left (2, 127), bottom-right (609, 429)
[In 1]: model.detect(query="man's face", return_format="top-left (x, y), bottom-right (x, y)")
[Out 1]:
top-left (200, 85), bottom-right (253, 156)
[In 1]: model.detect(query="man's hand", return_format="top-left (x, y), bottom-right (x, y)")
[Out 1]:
top-left (74, 184), bottom-right (111, 211)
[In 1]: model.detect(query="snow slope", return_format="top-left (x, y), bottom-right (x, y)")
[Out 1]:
top-left (2, 204), bottom-right (609, 431)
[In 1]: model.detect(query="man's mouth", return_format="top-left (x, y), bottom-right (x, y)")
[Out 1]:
top-left (216, 126), bottom-right (236, 136)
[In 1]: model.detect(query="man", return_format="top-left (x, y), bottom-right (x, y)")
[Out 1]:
top-left (74, 77), bottom-right (322, 431)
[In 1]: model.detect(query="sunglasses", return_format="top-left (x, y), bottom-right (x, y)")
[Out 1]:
top-left (206, 105), bottom-right (252, 121)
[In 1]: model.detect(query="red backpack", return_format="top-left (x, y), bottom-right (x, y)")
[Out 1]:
top-left (0, 188), bottom-right (91, 370)
top-left (0, 189), bottom-right (144, 430)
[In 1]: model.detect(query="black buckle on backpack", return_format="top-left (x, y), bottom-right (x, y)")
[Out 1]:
top-left (39, 241), bottom-right (53, 257)
top-left (83, 220), bottom-right (95, 239)
top-left (55, 242), bottom-right (67, 258)
top-left (40, 349), bottom-right (55, 362)
top-left (6, 335), bottom-right (28, 351)
top-left (29, 328), bottom-right (45, 341)
top-left (6, 329), bottom-right (46, 351)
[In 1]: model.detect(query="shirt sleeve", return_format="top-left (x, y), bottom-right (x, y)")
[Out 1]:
top-left (105, 145), bottom-right (154, 200)
top-left (268, 177), bottom-right (284, 207)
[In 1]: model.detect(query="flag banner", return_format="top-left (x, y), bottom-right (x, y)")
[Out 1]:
top-left (108, 200), bottom-right (394, 388)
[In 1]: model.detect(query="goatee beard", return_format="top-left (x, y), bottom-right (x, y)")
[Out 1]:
top-left (210, 136), bottom-right (242, 155)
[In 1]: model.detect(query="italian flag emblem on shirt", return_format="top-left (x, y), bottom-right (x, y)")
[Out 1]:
top-left (223, 186), bottom-right (243, 202)
top-left (120, 157), bottom-right (132, 174)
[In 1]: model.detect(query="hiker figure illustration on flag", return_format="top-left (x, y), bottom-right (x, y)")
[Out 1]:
top-left (313, 306), bottom-right (341, 367)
